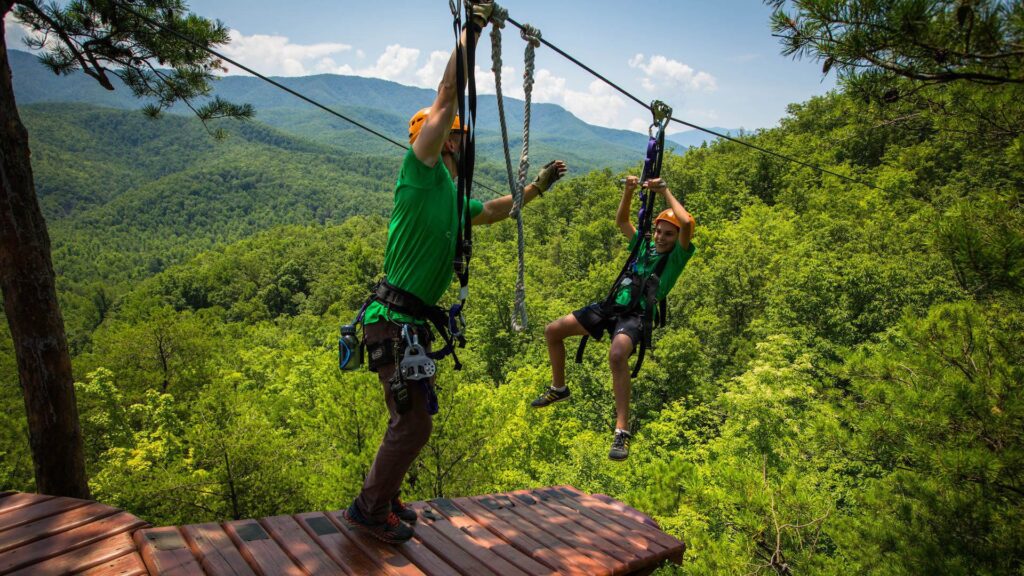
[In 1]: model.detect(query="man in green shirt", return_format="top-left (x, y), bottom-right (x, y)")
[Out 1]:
top-left (531, 176), bottom-right (696, 461)
top-left (343, 2), bottom-right (567, 544)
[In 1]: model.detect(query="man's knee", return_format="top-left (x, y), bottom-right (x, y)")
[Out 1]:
top-left (392, 408), bottom-right (433, 449)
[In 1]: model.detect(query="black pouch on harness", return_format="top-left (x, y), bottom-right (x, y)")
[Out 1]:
top-left (389, 371), bottom-right (412, 414)
top-left (366, 324), bottom-right (431, 373)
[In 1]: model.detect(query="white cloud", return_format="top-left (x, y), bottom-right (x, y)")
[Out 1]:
top-left (354, 44), bottom-right (420, 82)
top-left (414, 50), bottom-right (451, 89)
top-left (474, 62), bottom-right (522, 98)
top-left (629, 53), bottom-right (717, 93)
top-left (219, 30), bottom-right (352, 76)
top-left (515, 69), bottom-right (629, 129)
top-left (4, 14), bottom-right (40, 51)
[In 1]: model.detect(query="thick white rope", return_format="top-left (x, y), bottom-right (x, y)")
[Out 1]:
top-left (490, 5), bottom-right (540, 332)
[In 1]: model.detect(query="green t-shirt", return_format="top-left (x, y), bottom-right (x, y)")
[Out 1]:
top-left (614, 231), bottom-right (696, 308)
top-left (364, 149), bottom-right (484, 325)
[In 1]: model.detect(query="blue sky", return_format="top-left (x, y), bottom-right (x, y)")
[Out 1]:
top-left (5, 1), bottom-right (837, 134)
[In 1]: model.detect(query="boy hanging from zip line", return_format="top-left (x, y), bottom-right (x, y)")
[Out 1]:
top-left (530, 175), bottom-right (695, 460)
top-left (342, 0), bottom-right (567, 544)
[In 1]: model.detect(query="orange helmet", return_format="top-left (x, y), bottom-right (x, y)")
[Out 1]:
top-left (655, 209), bottom-right (682, 230)
top-left (408, 107), bottom-right (464, 144)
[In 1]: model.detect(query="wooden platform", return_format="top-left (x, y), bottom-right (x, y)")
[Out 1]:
top-left (0, 486), bottom-right (684, 575)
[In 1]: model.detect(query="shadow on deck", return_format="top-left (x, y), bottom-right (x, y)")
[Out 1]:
top-left (0, 485), bottom-right (684, 575)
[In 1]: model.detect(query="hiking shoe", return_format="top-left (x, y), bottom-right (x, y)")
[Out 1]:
top-left (342, 503), bottom-right (414, 544)
top-left (609, 430), bottom-right (632, 461)
top-left (531, 386), bottom-right (570, 408)
top-left (391, 497), bottom-right (417, 524)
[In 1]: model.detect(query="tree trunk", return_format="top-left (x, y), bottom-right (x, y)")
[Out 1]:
top-left (0, 16), bottom-right (90, 498)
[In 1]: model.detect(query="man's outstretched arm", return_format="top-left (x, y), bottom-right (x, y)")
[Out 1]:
top-left (474, 160), bottom-right (567, 225)
top-left (412, 2), bottom-right (492, 167)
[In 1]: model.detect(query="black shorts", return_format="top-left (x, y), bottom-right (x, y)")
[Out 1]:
top-left (572, 303), bottom-right (643, 348)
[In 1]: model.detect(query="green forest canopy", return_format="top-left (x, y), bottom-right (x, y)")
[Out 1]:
top-left (3, 2), bottom-right (1023, 574)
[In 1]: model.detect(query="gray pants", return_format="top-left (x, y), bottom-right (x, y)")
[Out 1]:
top-left (354, 321), bottom-right (435, 524)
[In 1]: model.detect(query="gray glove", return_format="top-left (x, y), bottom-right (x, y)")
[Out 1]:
top-left (531, 160), bottom-right (566, 194)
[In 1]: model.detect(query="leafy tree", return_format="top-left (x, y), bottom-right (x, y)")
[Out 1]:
top-left (0, 0), bottom-right (249, 496)
top-left (766, 0), bottom-right (1024, 141)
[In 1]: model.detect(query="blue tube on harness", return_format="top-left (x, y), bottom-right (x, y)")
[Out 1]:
top-left (338, 324), bottom-right (362, 370)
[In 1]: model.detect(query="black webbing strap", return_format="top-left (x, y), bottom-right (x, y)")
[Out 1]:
top-left (629, 252), bottom-right (671, 377)
top-left (575, 104), bottom-right (671, 372)
top-left (574, 249), bottom-right (671, 371)
top-left (452, 2), bottom-right (477, 307)
top-left (371, 281), bottom-right (462, 369)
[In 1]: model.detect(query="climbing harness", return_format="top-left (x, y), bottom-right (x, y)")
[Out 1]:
top-left (575, 100), bottom-right (673, 378)
top-left (338, 3), bottom-right (489, 416)
top-left (490, 4), bottom-right (540, 332)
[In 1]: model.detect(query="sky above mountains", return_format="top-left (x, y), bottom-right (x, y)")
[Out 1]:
top-left (5, 1), bottom-right (838, 135)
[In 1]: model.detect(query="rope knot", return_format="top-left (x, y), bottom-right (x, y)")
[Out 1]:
top-left (490, 3), bottom-right (508, 29)
top-left (520, 24), bottom-right (541, 47)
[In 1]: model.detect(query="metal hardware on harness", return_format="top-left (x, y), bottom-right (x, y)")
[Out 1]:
top-left (650, 100), bottom-right (673, 126)
top-left (400, 325), bottom-right (436, 381)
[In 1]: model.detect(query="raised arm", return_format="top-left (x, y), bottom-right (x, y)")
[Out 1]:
top-left (648, 178), bottom-right (695, 249)
top-left (616, 176), bottom-right (639, 239)
top-left (473, 160), bottom-right (567, 225)
top-left (412, 3), bottom-right (491, 166)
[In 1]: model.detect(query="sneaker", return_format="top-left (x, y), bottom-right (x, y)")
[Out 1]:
top-left (391, 497), bottom-right (417, 524)
top-left (342, 503), bottom-right (414, 544)
top-left (609, 430), bottom-right (632, 461)
top-left (530, 386), bottom-right (570, 408)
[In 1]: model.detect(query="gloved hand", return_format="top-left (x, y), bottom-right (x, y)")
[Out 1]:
top-left (532, 160), bottom-right (568, 194)
top-left (467, 0), bottom-right (494, 28)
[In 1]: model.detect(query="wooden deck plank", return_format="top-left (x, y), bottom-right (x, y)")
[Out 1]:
top-left (591, 494), bottom-right (661, 528)
top-left (471, 494), bottom-right (623, 576)
top-left (405, 502), bottom-right (502, 576)
top-left (325, 510), bottom-right (429, 576)
top-left (529, 488), bottom-right (666, 556)
top-left (181, 523), bottom-right (258, 576)
top-left (5, 531), bottom-right (138, 576)
top-left (451, 496), bottom-right (599, 576)
top-left (0, 511), bottom-right (146, 574)
top-left (329, 510), bottom-right (458, 576)
top-left (78, 551), bottom-right (148, 576)
top-left (0, 501), bottom-right (119, 554)
top-left (224, 519), bottom-right (305, 576)
top-left (260, 515), bottom-right (346, 576)
top-left (293, 512), bottom-right (382, 576)
top-left (555, 487), bottom-right (684, 562)
top-left (427, 499), bottom-right (555, 576)
top-left (0, 496), bottom-right (93, 534)
top-left (0, 493), bottom-right (52, 516)
top-left (507, 490), bottom-right (644, 573)
top-left (135, 526), bottom-right (206, 576)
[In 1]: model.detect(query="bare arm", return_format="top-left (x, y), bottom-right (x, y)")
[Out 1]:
top-left (649, 178), bottom-right (695, 249)
top-left (473, 183), bottom-right (542, 225)
top-left (616, 176), bottom-right (638, 239)
top-left (473, 160), bottom-right (567, 225)
top-left (412, 25), bottom-right (483, 167)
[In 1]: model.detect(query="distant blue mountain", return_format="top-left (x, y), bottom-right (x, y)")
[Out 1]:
top-left (8, 49), bottom-right (738, 173)
top-left (668, 127), bottom-right (744, 149)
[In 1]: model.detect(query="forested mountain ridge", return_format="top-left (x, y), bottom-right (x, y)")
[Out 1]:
top-left (9, 48), bottom-right (723, 171)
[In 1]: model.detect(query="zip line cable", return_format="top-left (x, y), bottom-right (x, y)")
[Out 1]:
top-left (503, 16), bottom-right (885, 192)
top-left (114, 1), bottom-right (877, 195)
top-left (109, 0), bottom-right (505, 195)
